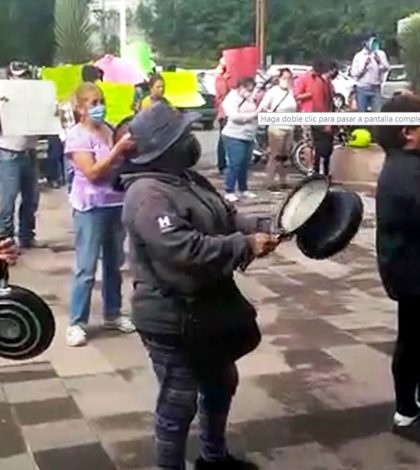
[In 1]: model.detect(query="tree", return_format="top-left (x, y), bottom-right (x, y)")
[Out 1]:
top-left (0, 0), bottom-right (55, 66)
top-left (399, 13), bottom-right (420, 92)
top-left (55, 0), bottom-right (94, 64)
top-left (136, 0), bottom-right (420, 65)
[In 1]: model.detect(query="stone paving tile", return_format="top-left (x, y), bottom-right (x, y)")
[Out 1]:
top-left (0, 453), bottom-right (37, 470)
top-left (3, 378), bottom-right (68, 404)
top-left (250, 443), bottom-right (349, 470)
top-left (33, 443), bottom-right (116, 470)
top-left (336, 433), bottom-right (420, 470)
top-left (21, 419), bottom-right (98, 452)
top-left (64, 372), bottom-right (143, 419)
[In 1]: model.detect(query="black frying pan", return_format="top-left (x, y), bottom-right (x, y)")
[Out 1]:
top-left (274, 175), bottom-right (363, 259)
top-left (0, 258), bottom-right (55, 360)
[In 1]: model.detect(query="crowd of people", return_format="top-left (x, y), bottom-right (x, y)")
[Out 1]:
top-left (2, 33), bottom-right (420, 467)
top-left (214, 34), bottom-right (391, 197)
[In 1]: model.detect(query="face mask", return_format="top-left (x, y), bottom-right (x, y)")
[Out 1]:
top-left (368, 38), bottom-right (379, 52)
top-left (88, 104), bottom-right (106, 123)
top-left (279, 79), bottom-right (289, 89)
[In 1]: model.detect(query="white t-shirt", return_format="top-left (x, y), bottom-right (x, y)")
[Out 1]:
top-left (221, 90), bottom-right (258, 141)
top-left (0, 135), bottom-right (38, 152)
top-left (259, 86), bottom-right (297, 131)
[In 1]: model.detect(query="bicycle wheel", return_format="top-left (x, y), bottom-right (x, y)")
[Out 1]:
top-left (292, 140), bottom-right (314, 175)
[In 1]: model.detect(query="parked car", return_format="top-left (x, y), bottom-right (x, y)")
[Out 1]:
top-left (381, 65), bottom-right (410, 100)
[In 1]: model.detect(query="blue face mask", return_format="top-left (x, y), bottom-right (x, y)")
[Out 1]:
top-left (88, 104), bottom-right (106, 123)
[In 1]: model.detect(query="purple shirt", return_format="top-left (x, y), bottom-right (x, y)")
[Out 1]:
top-left (65, 123), bottom-right (124, 211)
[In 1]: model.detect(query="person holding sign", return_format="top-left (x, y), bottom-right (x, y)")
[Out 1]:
top-left (0, 61), bottom-right (40, 249)
top-left (64, 83), bottom-right (136, 347)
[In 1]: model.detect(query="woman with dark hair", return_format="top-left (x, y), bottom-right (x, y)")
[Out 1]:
top-left (258, 68), bottom-right (297, 190)
top-left (140, 74), bottom-right (170, 110)
top-left (376, 94), bottom-right (420, 439)
top-left (222, 77), bottom-right (258, 203)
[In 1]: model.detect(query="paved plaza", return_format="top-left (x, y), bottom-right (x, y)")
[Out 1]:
top-left (0, 133), bottom-right (419, 469)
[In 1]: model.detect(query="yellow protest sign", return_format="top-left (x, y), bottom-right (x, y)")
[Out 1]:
top-left (161, 71), bottom-right (205, 108)
top-left (41, 65), bottom-right (83, 102)
top-left (98, 82), bottom-right (133, 126)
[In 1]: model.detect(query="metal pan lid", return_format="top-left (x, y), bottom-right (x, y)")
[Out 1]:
top-left (275, 175), bottom-right (330, 234)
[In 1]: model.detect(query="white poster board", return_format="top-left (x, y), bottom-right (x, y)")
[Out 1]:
top-left (0, 80), bottom-right (61, 136)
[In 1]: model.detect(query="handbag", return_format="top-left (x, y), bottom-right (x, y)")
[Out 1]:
top-left (179, 277), bottom-right (261, 375)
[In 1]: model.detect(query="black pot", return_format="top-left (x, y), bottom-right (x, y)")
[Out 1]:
top-left (275, 175), bottom-right (363, 259)
top-left (0, 260), bottom-right (55, 360)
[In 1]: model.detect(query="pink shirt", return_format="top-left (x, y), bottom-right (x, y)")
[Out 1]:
top-left (65, 124), bottom-right (124, 212)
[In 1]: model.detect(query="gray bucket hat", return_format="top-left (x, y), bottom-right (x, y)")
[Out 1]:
top-left (128, 102), bottom-right (200, 164)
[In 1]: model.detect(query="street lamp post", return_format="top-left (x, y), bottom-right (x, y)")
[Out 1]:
top-left (119, 0), bottom-right (127, 57)
top-left (255, 0), bottom-right (266, 67)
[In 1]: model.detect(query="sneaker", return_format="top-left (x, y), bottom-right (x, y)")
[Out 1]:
top-left (240, 191), bottom-right (257, 199)
top-left (195, 454), bottom-right (258, 469)
top-left (393, 412), bottom-right (420, 443)
top-left (103, 316), bottom-right (136, 333)
top-left (224, 193), bottom-right (239, 203)
top-left (66, 325), bottom-right (87, 347)
top-left (394, 412), bottom-right (420, 427)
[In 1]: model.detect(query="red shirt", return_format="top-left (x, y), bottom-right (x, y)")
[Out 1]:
top-left (293, 71), bottom-right (334, 112)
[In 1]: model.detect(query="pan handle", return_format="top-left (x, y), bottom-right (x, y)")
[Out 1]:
top-left (0, 235), bottom-right (10, 289)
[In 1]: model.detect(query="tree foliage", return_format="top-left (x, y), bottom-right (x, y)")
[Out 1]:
top-left (136, 0), bottom-right (420, 65)
top-left (55, 0), bottom-right (94, 64)
top-left (399, 13), bottom-right (420, 93)
top-left (0, 0), bottom-right (55, 66)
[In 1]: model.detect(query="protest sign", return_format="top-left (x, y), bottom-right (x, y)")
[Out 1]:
top-left (98, 82), bottom-right (133, 126)
top-left (161, 71), bottom-right (205, 108)
top-left (41, 65), bottom-right (83, 102)
top-left (0, 80), bottom-right (61, 135)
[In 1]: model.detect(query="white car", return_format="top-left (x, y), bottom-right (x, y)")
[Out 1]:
top-left (381, 65), bottom-right (410, 100)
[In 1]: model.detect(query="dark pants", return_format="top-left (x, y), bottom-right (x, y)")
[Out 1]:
top-left (311, 127), bottom-right (334, 176)
top-left (217, 118), bottom-right (227, 173)
top-left (0, 149), bottom-right (39, 243)
top-left (46, 135), bottom-right (65, 185)
top-left (141, 334), bottom-right (238, 469)
top-left (223, 136), bottom-right (253, 194)
top-left (393, 297), bottom-right (420, 417)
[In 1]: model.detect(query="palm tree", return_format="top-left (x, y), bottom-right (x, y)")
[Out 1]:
top-left (55, 0), bottom-right (94, 64)
top-left (398, 13), bottom-right (420, 93)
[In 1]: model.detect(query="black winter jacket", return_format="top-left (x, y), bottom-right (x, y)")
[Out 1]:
top-left (122, 169), bottom-right (272, 335)
top-left (376, 148), bottom-right (420, 300)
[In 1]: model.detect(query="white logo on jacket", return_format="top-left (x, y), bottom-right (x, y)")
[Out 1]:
top-left (157, 216), bottom-right (173, 233)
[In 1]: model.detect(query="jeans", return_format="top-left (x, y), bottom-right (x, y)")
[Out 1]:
top-left (356, 86), bottom-right (381, 112)
top-left (217, 118), bottom-right (227, 173)
top-left (0, 149), bottom-right (39, 243)
top-left (223, 136), bottom-right (253, 194)
top-left (46, 135), bottom-right (65, 184)
top-left (141, 334), bottom-right (238, 469)
top-left (312, 127), bottom-right (334, 176)
top-left (393, 297), bottom-right (420, 417)
top-left (69, 206), bottom-right (125, 326)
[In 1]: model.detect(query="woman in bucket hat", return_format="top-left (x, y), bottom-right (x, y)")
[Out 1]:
top-left (116, 102), bottom-right (285, 469)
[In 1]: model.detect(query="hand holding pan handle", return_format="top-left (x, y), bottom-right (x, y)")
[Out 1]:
top-left (0, 235), bottom-right (56, 360)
